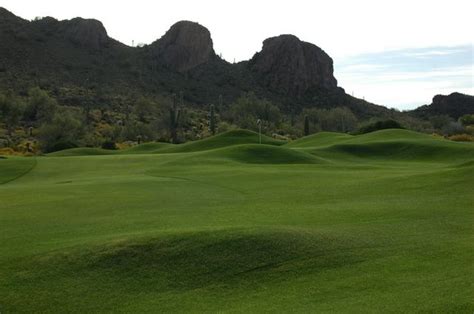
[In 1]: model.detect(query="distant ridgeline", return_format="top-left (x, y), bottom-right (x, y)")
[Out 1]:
top-left (0, 7), bottom-right (392, 118)
top-left (412, 93), bottom-right (474, 120)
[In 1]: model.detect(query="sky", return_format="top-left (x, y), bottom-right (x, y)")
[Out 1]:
top-left (0, 0), bottom-right (473, 110)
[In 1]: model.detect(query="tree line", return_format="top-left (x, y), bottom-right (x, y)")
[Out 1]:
top-left (1, 88), bottom-right (473, 154)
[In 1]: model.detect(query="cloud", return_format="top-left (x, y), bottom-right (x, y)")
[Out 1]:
top-left (340, 65), bottom-right (473, 82)
top-left (402, 49), bottom-right (467, 58)
top-left (336, 45), bottom-right (474, 109)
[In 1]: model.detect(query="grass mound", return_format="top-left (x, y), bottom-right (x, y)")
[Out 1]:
top-left (49, 142), bottom-right (171, 156)
top-left (319, 139), bottom-right (474, 163)
top-left (346, 129), bottom-right (436, 143)
top-left (160, 129), bottom-right (285, 153)
top-left (124, 142), bottom-right (171, 154)
top-left (210, 144), bottom-right (324, 164)
top-left (49, 147), bottom-right (117, 157)
top-left (286, 129), bottom-right (473, 164)
top-left (0, 157), bottom-right (36, 184)
top-left (453, 159), bottom-right (474, 168)
top-left (286, 129), bottom-right (437, 150)
top-left (286, 132), bottom-right (353, 148)
top-left (49, 130), bottom-right (285, 156)
top-left (4, 228), bottom-right (359, 312)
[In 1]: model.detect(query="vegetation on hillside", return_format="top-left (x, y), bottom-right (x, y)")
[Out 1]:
top-left (1, 87), bottom-right (473, 154)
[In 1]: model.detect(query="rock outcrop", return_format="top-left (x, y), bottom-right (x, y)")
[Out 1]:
top-left (249, 35), bottom-right (337, 97)
top-left (152, 21), bottom-right (215, 72)
top-left (431, 93), bottom-right (474, 118)
top-left (413, 92), bottom-right (474, 119)
top-left (60, 18), bottom-right (110, 50)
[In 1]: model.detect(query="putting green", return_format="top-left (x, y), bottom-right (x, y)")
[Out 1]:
top-left (1, 129), bottom-right (473, 312)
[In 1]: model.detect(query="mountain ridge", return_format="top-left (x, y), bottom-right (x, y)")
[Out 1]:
top-left (1, 7), bottom-right (471, 122)
top-left (0, 7), bottom-right (390, 119)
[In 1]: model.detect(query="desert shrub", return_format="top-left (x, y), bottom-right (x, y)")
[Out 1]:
top-left (356, 119), bottom-right (403, 134)
top-left (303, 107), bottom-right (358, 133)
top-left (0, 147), bottom-right (16, 156)
top-left (465, 125), bottom-right (474, 135)
top-left (442, 121), bottom-right (465, 136)
top-left (448, 134), bottom-right (474, 142)
top-left (120, 121), bottom-right (154, 142)
top-left (429, 115), bottom-right (453, 130)
top-left (459, 114), bottom-right (474, 126)
top-left (101, 140), bottom-right (117, 150)
top-left (80, 132), bottom-right (104, 147)
top-left (48, 141), bottom-right (77, 152)
top-left (217, 121), bottom-right (235, 133)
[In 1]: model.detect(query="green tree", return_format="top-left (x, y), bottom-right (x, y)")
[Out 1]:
top-left (429, 115), bottom-right (453, 130)
top-left (0, 91), bottom-right (24, 136)
top-left (38, 109), bottom-right (84, 152)
top-left (226, 93), bottom-right (281, 131)
top-left (459, 114), bottom-right (474, 126)
top-left (357, 119), bottom-right (403, 134)
top-left (120, 120), bottom-right (154, 142)
top-left (134, 97), bottom-right (157, 123)
top-left (303, 107), bottom-right (357, 133)
top-left (24, 87), bottom-right (57, 124)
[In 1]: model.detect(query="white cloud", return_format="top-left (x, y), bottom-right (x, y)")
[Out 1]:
top-left (339, 65), bottom-right (473, 82)
top-left (337, 64), bottom-right (474, 110)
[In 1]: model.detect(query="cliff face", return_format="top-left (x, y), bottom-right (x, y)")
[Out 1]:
top-left (249, 35), bottom-right (338, 96)
top-left (151, 21), bottom-right (215, 72)
top-left (60, 18), bottom-right (110, 50)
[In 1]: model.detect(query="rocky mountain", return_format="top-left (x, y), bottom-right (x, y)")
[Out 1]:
top-left (0, 7), bottom-right (388, 118)
top-left (249, 35), bottom-right (338, 96)
top-left (151, 21), bottom-right (216, 72)
top-left (412, 92), bottom-right (474, 119)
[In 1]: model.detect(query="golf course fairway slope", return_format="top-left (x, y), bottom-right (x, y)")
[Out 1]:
top-left (1, 129), bottom-right (473, 312)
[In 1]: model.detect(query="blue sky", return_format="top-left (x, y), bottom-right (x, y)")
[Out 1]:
top-left (335, 45), bottom-right (473, 110)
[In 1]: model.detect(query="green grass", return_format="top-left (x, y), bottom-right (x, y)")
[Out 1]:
top-left (1, 129), bottom-right (473, 312)
top-left (49, 129), bottom-right (284, 157)
top-left (0, 156), bottom-right (36, 184)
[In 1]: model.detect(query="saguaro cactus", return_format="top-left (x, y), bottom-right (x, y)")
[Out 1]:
top-left (209, 104), bottom-right (217, 135)
top-left (169, 94), bottom-right (181, 143)
top-left (304, 115), bottom-right (310, 136)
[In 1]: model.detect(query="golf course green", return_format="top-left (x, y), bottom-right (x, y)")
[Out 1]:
top-left (1, 129), bottom-right (473, 312)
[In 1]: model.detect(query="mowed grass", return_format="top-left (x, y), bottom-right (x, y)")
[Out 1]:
top-left (0, 129), bottom-right (473, 312)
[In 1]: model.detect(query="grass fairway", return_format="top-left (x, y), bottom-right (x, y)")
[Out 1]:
top-left (1, 129), bottom-right (473, 312)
